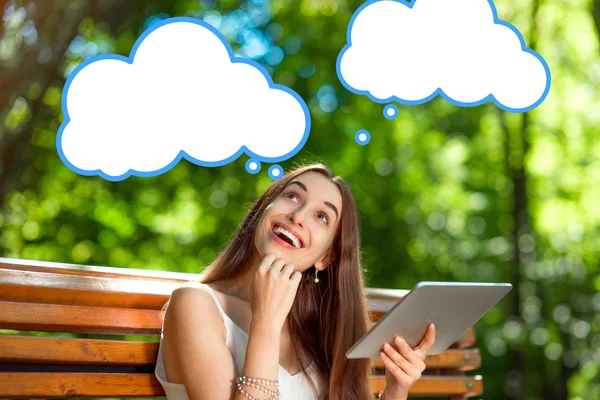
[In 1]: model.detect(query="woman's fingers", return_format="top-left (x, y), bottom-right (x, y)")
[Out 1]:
top-left (394, 336), bottom-right (426, 370)
top-left (414, 324), bottom-right (436, 359)
top-left (380, 350), bottom-right (407, 379)
top-left (281, 263), bottom-right (296, 279)
top-left (380, 349), bottom-right (416, 388)
top-left (290, 270), bottom-right (302, 284)
top-left (257, 253), bottom-right (277, 275)
top-left (268, 258), bottom-right (287, 274)
top-left (383, 343), bottom-right (411, 373)
top-left (383, 342), bottom-right (422, 378)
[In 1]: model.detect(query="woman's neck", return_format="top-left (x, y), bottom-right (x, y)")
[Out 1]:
top-left (213, 250), bottom-right (263, 302)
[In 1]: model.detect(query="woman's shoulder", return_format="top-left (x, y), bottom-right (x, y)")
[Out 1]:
top-left (175, 279), bottom-right (205, 290)
top-left (171, 281), bottom-right (213, 299)
top-left (164, 281), bottom-right (227, 339)
top-left (166, 281), bottom-right (222, 319)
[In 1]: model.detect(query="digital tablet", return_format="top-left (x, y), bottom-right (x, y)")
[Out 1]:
top-left (346, 281), bottom-right (512, 358)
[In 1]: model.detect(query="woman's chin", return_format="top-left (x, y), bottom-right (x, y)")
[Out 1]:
top-left (262, 245), bottom-right (299, 262)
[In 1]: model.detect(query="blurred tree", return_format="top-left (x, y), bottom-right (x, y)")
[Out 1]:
top-left (594, 0), bottom-right (600, 40)
top-left (0, 0), bottom-right (186, 203)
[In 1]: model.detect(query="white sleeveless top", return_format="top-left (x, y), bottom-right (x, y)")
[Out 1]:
top-left (154, 283), bottom-right (320, 399)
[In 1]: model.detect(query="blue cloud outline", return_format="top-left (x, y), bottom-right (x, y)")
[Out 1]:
top-left (57, 16), bottom-right (311, 182)
top-left (336, 0), bottom-right (551, 113)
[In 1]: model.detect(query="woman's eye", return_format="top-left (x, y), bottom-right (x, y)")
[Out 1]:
top-left (286, 192), bottom-right (299, 202)
top-left (318, 213), bottom-right (329, 224)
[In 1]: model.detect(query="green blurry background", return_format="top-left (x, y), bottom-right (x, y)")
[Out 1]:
top-left (1, 0), bottom-right (599, 398)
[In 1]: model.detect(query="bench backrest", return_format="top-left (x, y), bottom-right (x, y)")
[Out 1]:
top-left (0, 257), bottom-right (483, 398)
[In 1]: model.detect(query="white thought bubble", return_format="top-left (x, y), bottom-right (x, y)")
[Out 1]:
top-left (58, 17), bottom-right (310, 181)
top-left (337, 0), bottom-right (551, 112)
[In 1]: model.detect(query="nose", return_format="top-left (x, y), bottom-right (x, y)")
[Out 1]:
top-left (288, 207), bottom-right (306, 227)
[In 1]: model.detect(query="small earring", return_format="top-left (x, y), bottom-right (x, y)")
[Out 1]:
top-left (314, 269), bottom-right (319, 283)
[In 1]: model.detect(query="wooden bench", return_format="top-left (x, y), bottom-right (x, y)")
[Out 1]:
top-left (0, 257), bottom-right (484, 399)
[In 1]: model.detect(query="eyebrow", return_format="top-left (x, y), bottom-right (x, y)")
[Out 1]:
top-left (288, 181), bottom-right (339, 221)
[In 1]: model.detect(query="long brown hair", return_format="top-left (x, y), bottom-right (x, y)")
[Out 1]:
top-left (167, 163), bottom-right (373, 399)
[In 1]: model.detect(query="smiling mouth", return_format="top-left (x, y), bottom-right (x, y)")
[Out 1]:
top-left (272, 224), bottom-right (302, 248)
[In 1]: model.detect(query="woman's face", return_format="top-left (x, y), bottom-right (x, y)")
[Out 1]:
top-left (253, 172), bottom-right (343, 272)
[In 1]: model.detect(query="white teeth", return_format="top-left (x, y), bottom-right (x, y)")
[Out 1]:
top-left (273, 226), bottom-right (301, 248)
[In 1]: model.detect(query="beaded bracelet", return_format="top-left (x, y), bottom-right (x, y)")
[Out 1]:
top-left (236, 375), bottom-right (280, 400)
top-left (238, 377), bottom-right (280, 398)
top-left (236, 383), bottom-right (279, 400)
top-left (237, 376), bottom-right (279, 387)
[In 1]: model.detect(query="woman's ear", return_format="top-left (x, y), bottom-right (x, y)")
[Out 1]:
top-left (314, 251), bottom-right (335, 271)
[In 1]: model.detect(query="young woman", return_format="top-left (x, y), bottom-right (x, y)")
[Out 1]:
top-left (154, 163), bottom-right (435, 400)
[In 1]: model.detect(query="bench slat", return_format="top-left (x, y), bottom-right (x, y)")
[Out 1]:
top-left (0, 335), bottom-right (158, 365)
top-left (0, 335), bottom-right (480, 371)
top-left (0, 373), bottom-right (483, 397)
top-left (0, 372), bottom-right (163, 398)
top-left (0, 257), bottom-right (195, 281)
top-left (372, 375), bottom-right (483, 396)
top-left (0, 301), bottom-right (161, 335)
top-left (0, 269), bottom-right (182, 309)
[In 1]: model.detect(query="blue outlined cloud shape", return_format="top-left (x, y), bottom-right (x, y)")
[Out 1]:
top-left (57, 17), bottom-right (311, 181)
top-left (337, 0), bottom-right (551, 112)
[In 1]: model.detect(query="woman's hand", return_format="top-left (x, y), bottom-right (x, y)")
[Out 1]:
top-left (249, 253), bottom-right (302, 330)
top-left (379, 323), bottom-right (436, 400)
